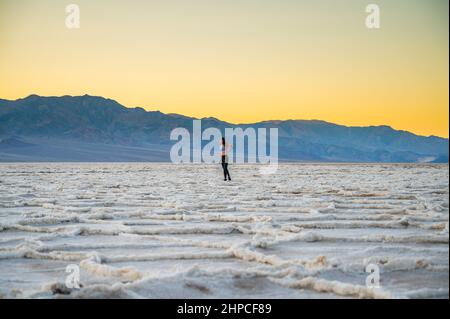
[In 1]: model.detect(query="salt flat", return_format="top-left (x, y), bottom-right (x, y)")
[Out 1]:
top-left (0, 163), bottom-right (448, 298)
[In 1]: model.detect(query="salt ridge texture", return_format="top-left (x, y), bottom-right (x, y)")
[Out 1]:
top-left (0, 163), bottom-right (448, 299)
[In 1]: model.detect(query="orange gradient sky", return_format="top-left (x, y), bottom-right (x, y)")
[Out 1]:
top-left (0, 0), bottom-right (448, 137)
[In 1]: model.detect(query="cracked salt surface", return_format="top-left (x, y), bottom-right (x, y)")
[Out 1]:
top-left (0, 163), bottom-right (448, 298)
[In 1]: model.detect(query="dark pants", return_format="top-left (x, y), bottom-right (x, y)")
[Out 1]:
top-left (221, 156), bottom-right (231, 180)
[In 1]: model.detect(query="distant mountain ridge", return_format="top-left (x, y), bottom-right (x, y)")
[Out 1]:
top-left (0, 94), bottom-right (448, 162)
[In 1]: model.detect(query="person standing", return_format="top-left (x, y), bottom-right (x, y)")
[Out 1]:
top-left (220, 137), bottom-right (231, 181)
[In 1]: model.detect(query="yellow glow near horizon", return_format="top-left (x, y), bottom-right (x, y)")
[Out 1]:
top-left (0, 0), bottom-right (448, 137)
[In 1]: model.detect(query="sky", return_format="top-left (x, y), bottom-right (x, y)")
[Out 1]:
top-left (0, 0), bottom-right (448, 137)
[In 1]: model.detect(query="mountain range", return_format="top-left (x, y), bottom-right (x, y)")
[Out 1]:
top-left (0, 94), bottom-right (448, 163)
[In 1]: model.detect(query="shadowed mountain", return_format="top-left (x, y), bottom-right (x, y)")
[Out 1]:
top-left (0, 95), bottom-right (448, 162)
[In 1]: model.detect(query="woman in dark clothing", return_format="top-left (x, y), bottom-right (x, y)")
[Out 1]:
top-left (220, 137), bottom-right (231, 181)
